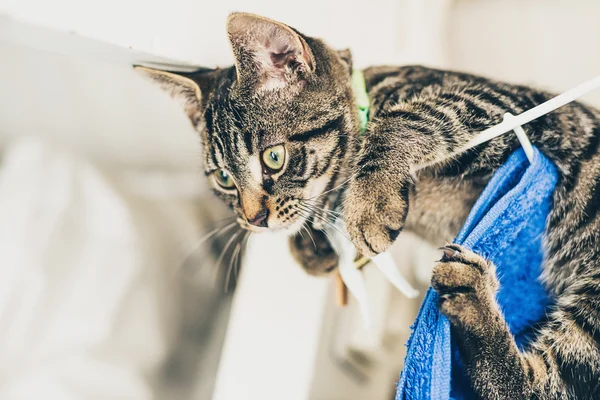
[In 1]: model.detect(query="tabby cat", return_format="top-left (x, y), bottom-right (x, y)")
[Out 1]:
top-left (137, 13), bottom-right (600, 399)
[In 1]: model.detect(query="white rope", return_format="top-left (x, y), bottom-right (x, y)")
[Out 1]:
top-left (459, 75), bottom-right (600, 160)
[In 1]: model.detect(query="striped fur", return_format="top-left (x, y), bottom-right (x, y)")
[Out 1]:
top-left (349, 66), bottom-right (600, 399)
top-left (140, 14), bottom-right (600, 399)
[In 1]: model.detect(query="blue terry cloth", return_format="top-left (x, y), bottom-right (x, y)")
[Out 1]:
top-left (396, 147), bottom-right (558, 400)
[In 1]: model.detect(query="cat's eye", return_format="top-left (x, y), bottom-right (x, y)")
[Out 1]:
top-left (262, 145), bottom-right (286, 171)
top-left (214, 169), bottom-right (235, 189)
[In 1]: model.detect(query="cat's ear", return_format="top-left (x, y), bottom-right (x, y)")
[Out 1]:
top-left (337, 49), bottom-right (353, 76)
top-left (134, 66), bottom-right (204, 127)
top-left (226, 13), bottom-right (315, 93)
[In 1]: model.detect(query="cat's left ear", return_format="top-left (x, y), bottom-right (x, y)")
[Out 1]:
top-left (134, 66), bottom-right (205, 127)
top-left (227, 13), bottom-right (315, 93)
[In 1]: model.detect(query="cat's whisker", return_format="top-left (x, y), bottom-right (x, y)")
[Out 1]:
top-left (302, 199), bottom-right (344, 215)
top-left (227, 230), bottom-right (250, 292)
top-left (300, 200), bottom-right (344, 220)
top-left (296, 209), bottom-right (338, 253)
top-left (295, 205), bottom-right (352, 245)
top-left (225, 240), bottom-right (243, 292)
top-left (185, 217), bottom-right (237, 252)
top-left (301, 224), bottom-right (317, 250)
top-left (233, 230), bottom-right (251, 286)
top-left (299, 208), bottom-right (353, 246)
top-left (297, 205), bottom-right (338, 230)
top-left (174, 219), bottom-right (238, 278)
top-left (300, 197), bottom-right (343, 210)
top-left (298, 228), bottom-right (306, 240)
top-left (309, 215), bottom-right (340, 235)
top-left (296, 203), bottom-right (339, 226)
top-left (212, 228), bottom-right (244, 289)
top-left (306, 172), bottom-right (356, 201)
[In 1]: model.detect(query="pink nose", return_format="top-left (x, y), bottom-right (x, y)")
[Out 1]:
top-left (248, 208), bottom-right (269, 227)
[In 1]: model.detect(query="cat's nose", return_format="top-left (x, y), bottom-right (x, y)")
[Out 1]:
top-left (247, 208), bottom-right (269, 227)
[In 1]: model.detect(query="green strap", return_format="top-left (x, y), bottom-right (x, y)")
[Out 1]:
top-left (351, 69), bottom-right (370, 134)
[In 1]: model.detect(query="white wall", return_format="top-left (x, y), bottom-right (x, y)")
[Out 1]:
top-left (1, 0), bottom-right (409, 68)
top-left (0, 40), bottom-right (201, 171)
top-left (448, 0), bottom-right (600, 107)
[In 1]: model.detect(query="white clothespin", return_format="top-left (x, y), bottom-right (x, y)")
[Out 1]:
top-left (331, 221), bottom-right (373, 327)
top-left (371, 252), bottom-right (420, 299)
top-left (505, 113), bottom-right (534, 163)
top-left (332, 220), bottom-right (419, 328)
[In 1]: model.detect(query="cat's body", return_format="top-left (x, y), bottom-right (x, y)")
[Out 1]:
top-left (361, 65), bottom-right (600, 249)
top-left (364, 66), bottom-right (489, 245)
top-left (138, 14), bottom-right (600, 399)
top-left (355, 66), bottom-right (600, 399)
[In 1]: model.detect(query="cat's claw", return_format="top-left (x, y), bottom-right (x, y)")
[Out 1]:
top-left (431, 245), bottom-right (499, 326)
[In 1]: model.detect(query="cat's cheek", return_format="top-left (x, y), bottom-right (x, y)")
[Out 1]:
top-left (306, 173), bottom-right (332, 200)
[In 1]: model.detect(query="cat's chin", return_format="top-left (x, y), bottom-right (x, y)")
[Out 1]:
top-left (242, 216), bottom-right (307, 236)
top-left (281, 218), bottom-right (308, 237)
top-left (265, 217), bottom-right (307, 237)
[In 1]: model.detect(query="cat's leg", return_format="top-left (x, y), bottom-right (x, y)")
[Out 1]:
top-left (288, 224), bottom-right (338, 276)
top-left (343, 126), bottom-right (413, 256)
top-left (343, 97), bottom-right (497, 256)
top-left (432, 244), bottom-right (531, 399)
top-left (433, 244), bottom-right (600, 400)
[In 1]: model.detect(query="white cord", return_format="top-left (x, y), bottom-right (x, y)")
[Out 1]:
top-left (459, 75), bottom-right (600, 157)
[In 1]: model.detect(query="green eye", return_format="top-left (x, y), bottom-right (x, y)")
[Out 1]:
top-left (262, 145), bottom-right (286, 171)
top-left (214, 169), bottom-right (235, 189)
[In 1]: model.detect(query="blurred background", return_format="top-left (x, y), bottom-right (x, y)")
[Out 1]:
top-left (0, 0), bottom-right (599, 399)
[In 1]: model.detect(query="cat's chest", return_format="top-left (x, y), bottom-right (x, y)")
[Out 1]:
top-left (404, 176), bottom-right (486, 245)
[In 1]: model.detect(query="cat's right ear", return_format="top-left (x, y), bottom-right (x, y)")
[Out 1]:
top-left (226, 13), bottom-right (315, 93)
top-left (134, 66), bottom-right (205, 127)
top-left (337, 49), bottom-right (353, 76)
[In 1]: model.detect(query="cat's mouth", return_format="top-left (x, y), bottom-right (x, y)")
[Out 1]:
top-left (281, 195), bottom-right (342, 235)
top-left (265, 201), bottom-right (311, 235)
top-left (239, 197), bottom-right (327, 235)
top-left (238, 179), bottom-right (344, 235)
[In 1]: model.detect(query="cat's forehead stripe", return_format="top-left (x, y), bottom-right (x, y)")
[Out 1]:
top-left (243, 130), bottom-right (254, 154)
top-left (288, 114), bottom-right (345, 143)
top-left (211, 135), bottom-right (225, 163)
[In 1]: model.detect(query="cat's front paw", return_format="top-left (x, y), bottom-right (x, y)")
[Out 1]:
top-left (432, 244), bottom-right (499, 327)
top-left (289, 225), bottom-right (338, 276)
top-left (343, 178), bottom-right (409, 257)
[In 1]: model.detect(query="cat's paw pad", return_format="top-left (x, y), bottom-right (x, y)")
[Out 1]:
top-left (344, 183), bottom-right (408, 257)
top-left (432, 245), bottom-right (498, 325)
top-left (289, 227), bottom-right (338, 277)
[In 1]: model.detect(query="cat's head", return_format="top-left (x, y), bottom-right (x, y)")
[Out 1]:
top-left (137, 13), bottom-right (358, 233)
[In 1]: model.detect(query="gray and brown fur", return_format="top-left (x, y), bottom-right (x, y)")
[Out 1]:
top-left (137, 13), bottom-right (600, 399)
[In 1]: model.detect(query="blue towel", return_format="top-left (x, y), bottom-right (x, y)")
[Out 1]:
top-left (396, 147), bottom-right (558, 400)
